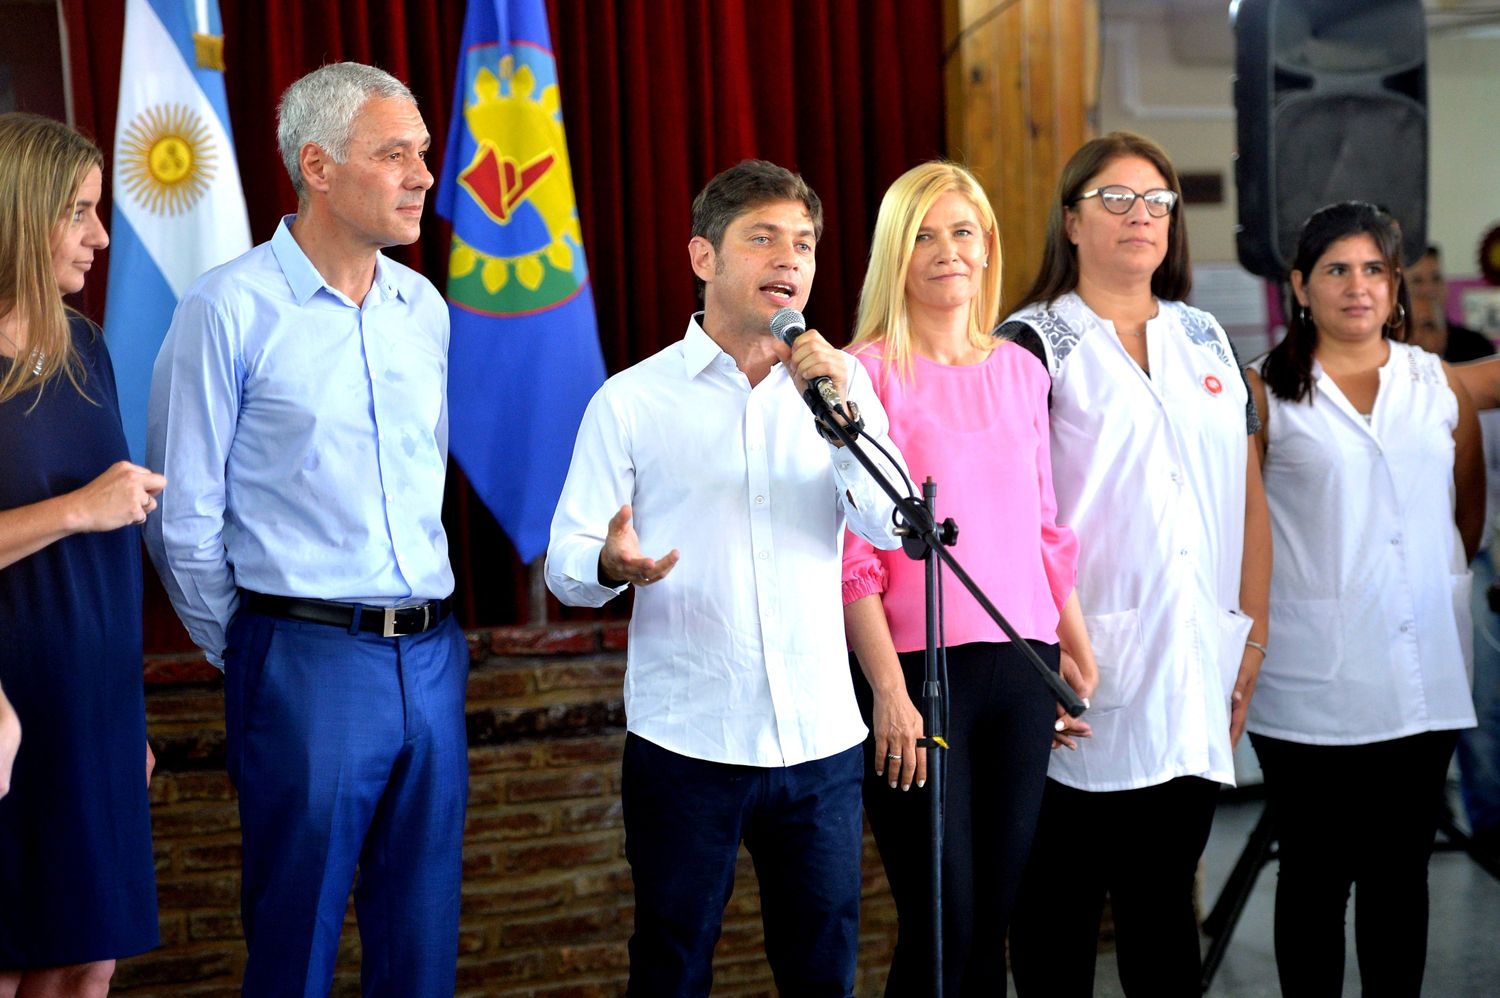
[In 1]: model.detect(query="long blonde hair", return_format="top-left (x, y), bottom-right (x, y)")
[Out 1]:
top-left (0, 112), bottom-right (103, 405)
top-left (850, 161), bottom-right (1003, 379)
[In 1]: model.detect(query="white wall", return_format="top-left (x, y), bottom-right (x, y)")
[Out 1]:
top-left (1097, 15), bottom-right (1240, 263)
top-left (1427, 33), bottom-right (1500, 280)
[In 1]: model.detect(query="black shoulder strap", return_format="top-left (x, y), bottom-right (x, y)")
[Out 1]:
top-left (994, 320), bottom-right (1053, 409)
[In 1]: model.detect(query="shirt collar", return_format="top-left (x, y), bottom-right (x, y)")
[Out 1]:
top-left (682, 312), bottom-right (725, 379)
top-left (270, 214), bottom-right (406, 307)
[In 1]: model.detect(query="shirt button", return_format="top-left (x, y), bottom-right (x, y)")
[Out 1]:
top-left (839, 462), bottom-right (851, 471)
top-left (754, 495), bottom-right (765, 505)
top-left (385, 493), bottom-right (393, 503)
top-left (1400, 621), bottom-right (1413, 634)
top-left (1179, 548), bottom-right (1189, 557)
top-left (1170, 470), bottom-right (1181, 483)
top-left (378, 432), bottom-right (386, 443)
top-left (1390, 535), bottom-right (1400, 545)
top-left (758, 550), bottom-right (769, 561)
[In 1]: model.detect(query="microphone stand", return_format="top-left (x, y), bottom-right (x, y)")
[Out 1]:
top-left (808, 392), bottom-right (1085, 998)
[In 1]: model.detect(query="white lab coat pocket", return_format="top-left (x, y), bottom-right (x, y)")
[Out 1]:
top-left (1453, 571), bottom-right (1475, 682)
top-left (1217, 607), bottom-right (1255, 694)
top-left (1262, 598), bottom-right (1342, 687)
top-left (1082, 607), bottom-right (1145, 713)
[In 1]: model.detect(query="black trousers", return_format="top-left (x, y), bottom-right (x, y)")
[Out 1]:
top-left (1250, 730), bottom-right (1458, 998)
top-left (1009, 774), bottom-right (1221, 997)
top-left (852, 640), bottom-right (1059, 997)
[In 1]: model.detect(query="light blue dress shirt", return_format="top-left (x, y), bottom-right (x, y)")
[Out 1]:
top-left (145, 216), bottom-right (454, 665)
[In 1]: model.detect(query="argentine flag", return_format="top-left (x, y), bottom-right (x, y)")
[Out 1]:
top-left (104, 0), bottom-right (250, 462)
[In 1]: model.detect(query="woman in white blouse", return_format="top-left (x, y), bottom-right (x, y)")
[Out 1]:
top-left (999, 131), bottom-right (1271, 997)
top-left (1246, 201), bottom-right (1482, 997)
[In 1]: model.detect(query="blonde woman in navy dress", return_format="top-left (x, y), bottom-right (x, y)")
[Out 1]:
top-left (1246, 201), bottom-right (1482, 996)
top-left (0, 113), bottom-right (164, 996)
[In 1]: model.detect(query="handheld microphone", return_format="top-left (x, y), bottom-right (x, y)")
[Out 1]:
top-left (770, 307), bottom-right (845, 414)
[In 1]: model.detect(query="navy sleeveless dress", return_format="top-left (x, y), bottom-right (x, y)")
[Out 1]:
top-left (0, 316), bottom-right (159, 966)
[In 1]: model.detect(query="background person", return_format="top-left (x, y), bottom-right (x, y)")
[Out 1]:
top-left (999, 131), bottom-right (1271, 998)
top-left (1407, 244), bottom-right (1500, 861)
top-left (841, 160), bottom-right (1096, 996)
top-left (0, 111), bottom-right (162, 998)
top-left (1246, 201), bottom-right (1482, 997)
top-left (145, 64), bottom-right (466, 996)
top-left (547, 159), bottom-right (907, 997)
top-left (1407, 244), bottom-right (1495, 362)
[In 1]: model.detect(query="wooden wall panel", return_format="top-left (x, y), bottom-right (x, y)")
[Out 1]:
top-left (944, 0), bottom-right (1099, 312)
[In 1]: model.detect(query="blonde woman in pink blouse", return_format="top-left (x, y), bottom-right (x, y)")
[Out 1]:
top-left (843, 161), bottom-right (1097, 996)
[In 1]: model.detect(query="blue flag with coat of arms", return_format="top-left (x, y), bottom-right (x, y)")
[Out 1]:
top-left (435, 0), bottom-right (606, 564)
top-left (103, 0), bottom-right (251, 462)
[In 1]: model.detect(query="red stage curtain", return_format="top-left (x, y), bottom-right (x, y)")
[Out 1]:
top-left (59, 0), bottom-right (944, 649)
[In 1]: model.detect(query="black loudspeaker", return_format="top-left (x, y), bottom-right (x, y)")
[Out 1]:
top-left (1233, 0), bottom-right (1428, 278)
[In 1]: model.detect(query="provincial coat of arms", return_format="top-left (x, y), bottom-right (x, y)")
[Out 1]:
top-left (449, 44), bottom-right (588, 317)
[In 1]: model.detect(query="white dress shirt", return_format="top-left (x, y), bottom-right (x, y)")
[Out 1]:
top-left (546, 315), bottom-right (908, 767)
top-left (1004, 293), bottom-right (1253, 791)
top-left (1248, 342), bottom-right (1477, 744)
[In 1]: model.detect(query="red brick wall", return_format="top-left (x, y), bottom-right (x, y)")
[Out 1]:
top-left (119, 625), bottom-right (898, 996)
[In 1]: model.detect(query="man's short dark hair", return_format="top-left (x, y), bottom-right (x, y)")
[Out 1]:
top-left (690, 160), bottom-right (823, 296)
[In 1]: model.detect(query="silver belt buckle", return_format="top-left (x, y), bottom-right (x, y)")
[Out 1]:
top-left (381, 603), bottom-right (432, 637)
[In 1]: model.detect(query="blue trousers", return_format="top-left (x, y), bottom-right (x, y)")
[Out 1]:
top-left (621, 734), bottom-right (862, 998)
top-left (1459, 549), bottom-right (1500, 840)
top-left (224, 610), bottom-right (469, 998)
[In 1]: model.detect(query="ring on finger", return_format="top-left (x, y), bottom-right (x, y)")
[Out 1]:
top-left (887, 753), bottom-right (902, 761)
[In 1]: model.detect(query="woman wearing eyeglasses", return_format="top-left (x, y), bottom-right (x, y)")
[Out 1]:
top-left (998, 132), bottom-right (1271, 997)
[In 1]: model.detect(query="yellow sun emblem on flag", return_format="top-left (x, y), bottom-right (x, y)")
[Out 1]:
top-left (448, 49), bottom-right (588, 317)
top-left (118, 104), bottom-right (218, 216)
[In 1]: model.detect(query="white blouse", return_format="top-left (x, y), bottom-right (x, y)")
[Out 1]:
top-left (1247, 341), bottom-right (1476, 745)
top-left (1003, 293), bottom-right (1253, 791)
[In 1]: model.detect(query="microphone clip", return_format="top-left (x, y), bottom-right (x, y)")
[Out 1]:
top-left (812, 397), bottom-right (863, 446)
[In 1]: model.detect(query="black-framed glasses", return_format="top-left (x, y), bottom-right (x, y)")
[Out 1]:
top-left (1072, 185), bottom-right (1178, 217)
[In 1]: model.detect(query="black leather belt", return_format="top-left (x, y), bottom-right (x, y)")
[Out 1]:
top-left (240, 590), bottom-right (453, 637)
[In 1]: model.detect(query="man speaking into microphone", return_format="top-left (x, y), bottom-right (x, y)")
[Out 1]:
top-left (547, 159), bottom-right (907, 996)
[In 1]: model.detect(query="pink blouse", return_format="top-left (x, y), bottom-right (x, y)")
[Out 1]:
top-left (842, 341), bottom-right (1078, 651)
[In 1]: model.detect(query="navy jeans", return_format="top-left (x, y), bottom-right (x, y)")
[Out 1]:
top-left (1459, 549), bottom-right (1500, 842)
top-left (621, 733), bottom-right (862, 998)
